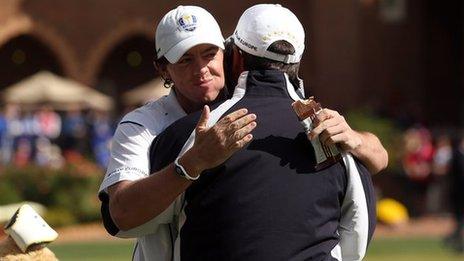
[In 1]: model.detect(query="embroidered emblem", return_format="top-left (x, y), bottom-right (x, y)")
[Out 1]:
top-left (178, 14), bottom-right (197, 32)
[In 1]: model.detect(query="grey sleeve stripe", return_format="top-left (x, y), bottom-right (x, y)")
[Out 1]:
top-left (283, 73), bottom-right (302, 102)
top-left (338, 153), bottom-right (370, 261)
top-left (120, 121), bottom-right (144, 127)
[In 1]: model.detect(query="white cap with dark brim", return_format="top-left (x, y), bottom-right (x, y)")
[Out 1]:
top-left (233, 4), bottom-right (305, 64)
top-left (156, 6), bottom-right (225, 64)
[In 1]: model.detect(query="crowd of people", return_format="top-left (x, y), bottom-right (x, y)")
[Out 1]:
top-left (0, 103), bottom-right (114, 170)
top-left (401, 127), bottom-right (460, 214)
top-left (400, 125), bottom-right (464, 252)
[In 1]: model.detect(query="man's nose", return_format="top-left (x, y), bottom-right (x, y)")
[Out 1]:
top-left (193, 58), bottom-right (209, 76)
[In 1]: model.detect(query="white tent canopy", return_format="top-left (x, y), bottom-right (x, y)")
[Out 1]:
top-left (1, 71), bottom-right (114, 111)
top-left (122, 77), bottom-right (170, 106)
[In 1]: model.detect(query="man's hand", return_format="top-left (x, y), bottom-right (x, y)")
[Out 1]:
top-left (180, 106), bottom-right (257, 176)
top-left (308, 108), bottom-right (388, 174)
top-left (308, 108), bottom-right (362, 152)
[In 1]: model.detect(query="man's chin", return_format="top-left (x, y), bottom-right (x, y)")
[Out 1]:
top-left (202, 91), bottom-right (221, 103)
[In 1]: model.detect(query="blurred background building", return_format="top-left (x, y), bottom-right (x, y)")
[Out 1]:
top-left (1, 0), bottom-right (463, 126)
top-left (1, 0), bottom-right (464, 231)
top-left (1, 0), bottom-right (464, 257)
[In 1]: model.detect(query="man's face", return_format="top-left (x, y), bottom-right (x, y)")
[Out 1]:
top-left (165, 44), bottom-right (225, 113)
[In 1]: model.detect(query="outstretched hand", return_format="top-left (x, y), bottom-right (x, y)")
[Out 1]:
top-left (308, 108), bottom-right (362, 152)
top-left (189, 105), bottom-right (257, 172)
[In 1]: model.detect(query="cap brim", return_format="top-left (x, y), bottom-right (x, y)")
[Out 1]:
top-left (164, 35), bottom-right (225, 64)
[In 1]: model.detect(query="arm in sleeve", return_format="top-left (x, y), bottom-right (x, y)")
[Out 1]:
top-left (99, 122), bottom-right (179, 238)
top-left (99, 122), bottom-right (152, 194)
top-left (101, 192), bottom-right (184, 238)
top-left (100, 121), bottom-right (198, 235)
top-left (338, 153), bottom-right (377, 261)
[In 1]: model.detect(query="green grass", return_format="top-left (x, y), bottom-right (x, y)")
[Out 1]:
top-left (48, 237), bottom-right (464, 260)
top-left (366, 237), bottom-right (464, 261)
top-left (50, 240), bottom-right (135, 261)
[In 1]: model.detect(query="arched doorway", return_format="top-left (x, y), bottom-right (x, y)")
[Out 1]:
top-left (0, 35), bottom-right (63, 89)
top-left (96, 35), bottom-right (155, 114)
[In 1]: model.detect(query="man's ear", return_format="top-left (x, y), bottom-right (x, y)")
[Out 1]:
top-left (229, 46), bottom-right (245, 87)
top-left (154, 61), bottom-right (170, 80)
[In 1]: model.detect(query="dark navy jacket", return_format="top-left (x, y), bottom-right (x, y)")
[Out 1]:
top-left (148, 70), bottom-right (376, 261)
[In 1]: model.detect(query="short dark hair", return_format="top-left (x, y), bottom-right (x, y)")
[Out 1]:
top-left (153, 42), bottom-right (171, 88)
top-left (153, 41), bottom-right (169, 69)
top-left (242, 40), bottom-right (300, 89)
top-left (223, 37), bottom-right (237, 96)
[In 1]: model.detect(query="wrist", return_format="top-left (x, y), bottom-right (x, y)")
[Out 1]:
top-left (350, 131), bottom-right (364, 154)
top-left (354, 132), bottom-right (363, 150)
top-left (178, 152), bottom-right (203, 179)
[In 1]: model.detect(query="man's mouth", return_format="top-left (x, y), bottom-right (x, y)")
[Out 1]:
top-left (197, 78), bottom-right (213, 87)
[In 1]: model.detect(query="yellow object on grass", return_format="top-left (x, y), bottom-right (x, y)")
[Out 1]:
top-left (377, 198), bottom-right (409, 225)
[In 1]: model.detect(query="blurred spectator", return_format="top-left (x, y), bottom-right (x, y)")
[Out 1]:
top-left (61, 107), bottom-right (87, 156)
top-left (3, 104), bottom-right (22, 165)
top-left (402, 126), bottom-right (434, 216)
top-left (444, 134), bottom-right (464, 252)
top-left (433, 135), bottom-right (453, 175)
top-left (89, 110), bottom-right (114, 169)
top-left (19, 111), bottom-right (41, 162)
top-left (20, 111), bottom-right (41, 137)
top-left (35, 137), bottom-right (65, 169)
top-left (14, 137), bottom-right (32, 167)
top-left (0, 106), bottom-right (7, 165)
top-left (403, 127), bottom-right (434, 181)
top-left (35, 136), bottom-right (52, 166)
top-left (36, 105), bottom-right (61, 140)
top-left (428, 134), bottom-right (452, 213)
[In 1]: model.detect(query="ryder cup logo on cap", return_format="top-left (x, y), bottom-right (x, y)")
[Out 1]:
top-left (233, 4), bottom-right (305, 64)
top-left (155, 6), bottom-right (225, 64)
top-left (178, 14), bottom-right (197, 32)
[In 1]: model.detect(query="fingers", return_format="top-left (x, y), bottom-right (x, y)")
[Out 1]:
top-left (314, 108), bottom-right (333, 124)
top-left (233, 134), bottom-right (254, 149)
top-left (309, 115), bottom-right (345, 139)
top-left (191, 107), bottom-right (258, 171)
top-left (225, 119), bottom-right (257, 151)
top-left (220, 108), bottom-right (249, 124)
top-left (322, 132), bottom-right (361, 151)
top-left (312, 108), bottom-right (361, 151)
top-left (227, 113), bottom-right (256, 133)
top-left (196, 105), bottom-right (210, 133)
top-left (319, 123), bottom-right (346, 144)
top-left (216, 108), bottom-right (256, 136)
top-left (321, 132), bottom-right (345, 146)
top-left (319, 108), bottom-right (339, 119)
top-left (217, 109), bottom-right (257, 150)
top-left (232, 121), bottom-right (257, 142)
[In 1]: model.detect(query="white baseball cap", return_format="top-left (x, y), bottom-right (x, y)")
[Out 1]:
top-left (155, 6), bottom-right (225, 64)
top-left (233, 4), bottom-right (305, 64)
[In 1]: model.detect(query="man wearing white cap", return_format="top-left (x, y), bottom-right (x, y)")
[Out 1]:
top-left (99, 6), bottom-right (257, 261)
top-left (99, 4), bottom-right (385, 261)
top-left (146, 4), bottom-right (378, 260)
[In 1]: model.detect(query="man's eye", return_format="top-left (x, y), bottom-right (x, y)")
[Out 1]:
top-left (205, 52), bottom-right (216, 59)
top-left (178, 58), bottom-right (191, 64)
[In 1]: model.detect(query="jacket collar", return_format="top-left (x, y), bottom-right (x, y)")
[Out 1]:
top-left (233, 70), bottom-right (302, 101)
